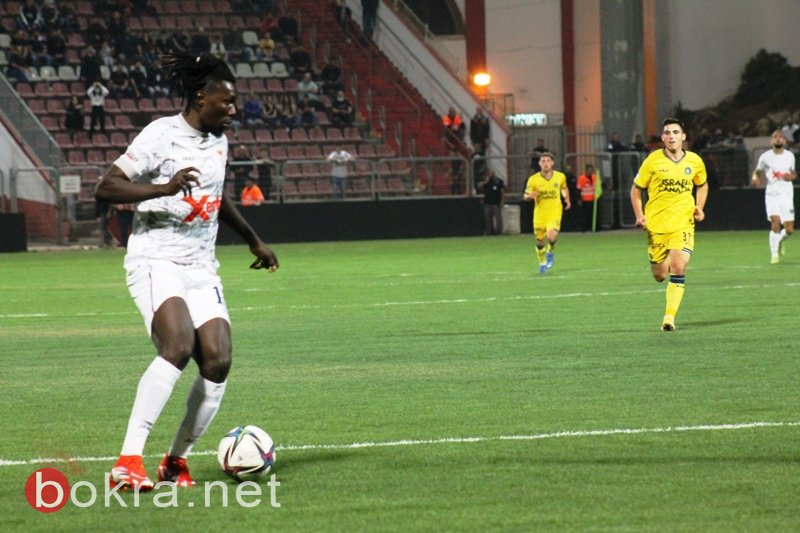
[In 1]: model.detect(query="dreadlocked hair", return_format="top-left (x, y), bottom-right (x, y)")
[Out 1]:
top-left (160, 53), bottom-right (235, 103)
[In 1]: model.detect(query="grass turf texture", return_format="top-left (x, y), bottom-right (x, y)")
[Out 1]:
top-left (0, 231), bottom-right (798, 531)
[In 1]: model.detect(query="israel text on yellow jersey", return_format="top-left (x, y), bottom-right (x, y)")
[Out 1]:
top-left (633, 150), bottom-right (707, 233)
top-left (525, 171), bottom-right (567, 220)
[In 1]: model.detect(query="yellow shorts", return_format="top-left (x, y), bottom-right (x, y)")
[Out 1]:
top-left (533, 218), bottom-right (562, 241)
top-left (647, 228), bottom-right (695, 263)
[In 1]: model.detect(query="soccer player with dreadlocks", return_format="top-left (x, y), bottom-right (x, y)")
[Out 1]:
top-left (96, 53), bottom-right (279, 490)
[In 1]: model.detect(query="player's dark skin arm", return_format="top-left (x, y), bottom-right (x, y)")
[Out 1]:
top-left (95, 164), bottom-right (202, 203)
top-left (219, 194), bottom-right (279, 272)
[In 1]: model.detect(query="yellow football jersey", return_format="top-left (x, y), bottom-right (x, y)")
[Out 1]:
top-left (525, 171), bottom-right (567, 222)
top-left (633, 150), bottom-right (707, 233)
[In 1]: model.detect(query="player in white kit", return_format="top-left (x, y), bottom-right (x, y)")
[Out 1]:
top-left (95, 53), bottom-right (279, 490)
top-left (751, 130), bottom-right (796, 264)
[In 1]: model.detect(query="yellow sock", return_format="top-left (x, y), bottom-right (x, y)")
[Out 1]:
top-left (536, 246), bottom-right (547, 265)
top-left (665, 275), bottom-right (685, 317)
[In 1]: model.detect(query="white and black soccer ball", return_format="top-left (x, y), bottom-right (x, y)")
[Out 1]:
top-left (217, 425), bottom-right (276, 481)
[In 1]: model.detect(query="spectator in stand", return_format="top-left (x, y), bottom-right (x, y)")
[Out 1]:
top-left (65, 96), bottom-right (84, 139)
top-left (16, 0), bottom-right (42, 31)
top-left (631, 133), bottom-right (648, 156)
top-left (297, 95), bottom-right (317, 128)
top-left (607, 131), bottom-right (625, 152)
top-left (263, 95), bottom-right (279, 130)
top-left (56, 2), bottom-right (79, 34)
top-left (86, 19), bottom-right (107, 49)
top-left (278, 16), bottom-right (299, 43)
top-left (443, 107), bottom-right (466, 190)
top-left (40, 0), bottom-right (59, 32)
top-left (289, 44), bottom-right (312, 79)
top-left (30, 30), bottom-right (52, 68)
top-left (80, 46), bottom-right (102, 85)
top-left (189, 27), bottom-right (211, 57)
top-left (330, 90), bottom-right (354, 127)
top-left (277, 95), bottom-right (297, 129)
top-left (479, 169), bottom-right (505, 235)
top-left (242, 91), bottom-right (265, 128)
top-left (470, 106), bottom-right (491, 156)
top-left (98, 40), bottom-right (114, 67)
top-left (240, 176), bottom-right (266, 206)
top-left (129, 61), bottom-right (149, 98)
top-left (117, 33), bottom-right (143, 64)
top-left (529, 138), bottom-right (548, 173)
top-left (297, 72), bottom-right (320, 107)
top-left (169, 31), bottom-right (191, 56)
top-left (258, 32), bottom-right (278, 62)
top-left (5, 45), bottom-right (32, 83)
top-left (109, 63), bottom-right (136, 99)
top-left (87, 80), bottom-right (110, 135)
top-left (361, 0), bottom-right (379, 39)
top-left (254, 146), bottom-right (273, 200)
top-left (130, 0), bottom-right (158, 18)
top-left (146, 57), bottom-right (171, 97)
top-left (46, 28), bottom-right (67, 68)
top-left (209, 33), bottom-right (227, 62)
top-left (155, 32), bottom-right (172, 58)
top-left (333, 0), bottom-right (352, 31)
top-left (320, 62), bottom-right (343, 98)
top-left (139, 32), bottom-right (158, 67)
top-left (576, 163), bottom-right (599, 232)
top-left (327, 145), bottom-right (355, 198)
top-left (106, 11), bottom-right (126, 50)
top-left (232, 144), bottom-right (254, 197)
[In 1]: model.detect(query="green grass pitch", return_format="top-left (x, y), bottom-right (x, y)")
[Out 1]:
top-left (1, 231), bottom-right (798, 531)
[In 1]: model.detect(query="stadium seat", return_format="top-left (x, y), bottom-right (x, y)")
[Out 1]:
top-left (287, 146), bottom-right (305, 160)
top-left (358, 144), bottom-right (376, 158)
top-left (249, 78), bottom-right (266, 94)
top-left (236, 129), bottom-right (254, 144)
top-left (15, 83), bottom-right (33, 97)
top-left (269, 145), bottom-right (288, 162)
top-left (92, 133), bottom-right (110, 147)
top-left (325, 128), bottom-right (343, 143)
top-left (252, 129), bottom-right (271, 144)
top-left (41, 115), bottom-right (59, 131)
top-left (301, 163), bottom-right (321, 178)
top-left (242, 31), bottom-right (259, 47)
top-left (87, 149), bottom-right (105, 165)
top-left (119, 98), bottom-right (137, 113)
top-left (114, 115), bottom-right (135, 131)
top-left (54, 132), bottom-right (73, 148)
top-left (110, 132), bottom-right (128, 147)
top-left (266, 78), bottom-right (283, 93)
top-left (304, 145), bottom-right (323, 159)
top-left (283, 163), bottom-right (302, 179)
top-left (68, 149), bottom-right (86, 165)
top-left (252, 63), bottom-right (272, 78)
top-left (28, 98), bottom-right (46, 114)
top-left (290, 128), bottom-right (308, 143)
top-left (58, 65), bottom-right (79, 81)
top-left (377, 144), bottom-right (397, 158)
top-left (308, 127), bottom-right (325, 143)
top-left (344, 127), bottom-right (362, 141)
top-left (272, 129), bottom-right (290, 143)
top-left (39, 65), bottom-right (58, 81)
top-left (270, 62), bottom-right (289, 78)
top-left (235, 63), bottom-right (254, 79)
top-left (69, 81), bottom-right (85, 97)
top-left (138, 99), bottom-right (155, 113)
top-left (46, 98), bottom-right (65, 114)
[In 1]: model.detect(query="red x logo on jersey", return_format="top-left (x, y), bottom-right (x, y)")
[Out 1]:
top-left (182, 195), bottom-right (211, 222)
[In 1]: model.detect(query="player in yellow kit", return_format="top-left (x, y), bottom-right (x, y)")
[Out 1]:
top-left (523, 152), bottom-right (571, 274)
top-left (630, 118), bottom-right (708, 331)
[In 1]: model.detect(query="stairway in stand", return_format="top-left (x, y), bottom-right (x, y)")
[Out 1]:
top-left (294, 1), bottom-right (446, 159)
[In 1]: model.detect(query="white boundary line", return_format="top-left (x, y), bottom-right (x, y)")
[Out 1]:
top-left (3, 281), bottom-right (800, 319)
top-left (2, 420), bottom-right (797, 467)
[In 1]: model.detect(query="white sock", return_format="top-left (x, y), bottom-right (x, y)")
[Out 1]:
top-left (120, 357), bottom-right (182, 456)
top-left (168, 376), bottom-right (227, 458)
top-left (780, 228), bottom-right (787, 240)
top-left (769, 230), bottom-right (781, 256)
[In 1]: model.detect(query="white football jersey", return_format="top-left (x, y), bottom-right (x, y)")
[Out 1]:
top-left (756, 149), bottom-right (795, 197)
top-left (114, 114), bottom-right (229, 265)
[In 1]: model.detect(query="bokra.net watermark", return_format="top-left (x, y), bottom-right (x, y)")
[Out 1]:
top-left (25, 468), bottom-right (281, 512)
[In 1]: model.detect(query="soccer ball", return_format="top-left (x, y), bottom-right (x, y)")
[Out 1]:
top-left (217, 425), bottom-right (276, 481)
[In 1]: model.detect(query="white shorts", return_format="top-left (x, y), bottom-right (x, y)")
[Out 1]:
top-left (125, 259), bottom-right (230, 335)
top-left (765, 193), bottom-right (795, 222)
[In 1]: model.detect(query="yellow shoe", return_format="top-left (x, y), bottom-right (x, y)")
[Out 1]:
top-left (771, 255), bottom-right (780, 264)
top-left (661, 314), bottom-right (676, 332)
